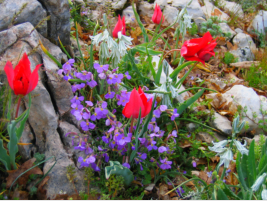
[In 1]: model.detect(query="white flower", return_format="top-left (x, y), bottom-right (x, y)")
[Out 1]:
top-left (90, 32), bottom-right (104, 46)
top-left (217, 148), bottom-right (233, 168)
top-left (118, 31), bottom-right (133, 57)
top-left (208, 140), bottom-right (229, 152)
top-left (100, 42), bottom-right (109, 60)
top-left (262, 189), bottom-right (267, 200)
top-left (169, 84), bottom-right (178, 99)
top-left (251, 173), bottom-right (267, 192)
top-left (183, 14), bottom-right (192, 29)
top-left (233, 139), bottom-right (248, 155)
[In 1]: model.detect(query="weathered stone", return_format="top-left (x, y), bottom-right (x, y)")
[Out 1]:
top-left (201, 0), bottom-right (229, 21)
top-left (196, 131), bottom-right (226, 144)
top-left (220, 0), bottom-right (244, 18)
top-left (186, 123), bottom-right (198, 132)
top-left (235, 28), bottom-right (243, 33)
top-left (112, 0), bottom-right (127, 10)
top-left (248, 10), bottom-right (267, 34)
top-left (219, 22), bottom-right (236, 39)
top-left (138, 1), bottom-right (154, 18)
top-left (193, 17), bottom-right (206, 32)
top-left (0, 0), bottom-right (47, 36)
top-left (163, 5), bottom-right (179, 25)
top-left (122, 5), bottom-right (136, 24)
top-left (172, 0), bottom-right (205, 20)
top-left (154, 0), bottom-right (167, 10)
top-left (209, 112), bottom-right (232, 136)
top-left (37, 0), bottom-right (71, 46)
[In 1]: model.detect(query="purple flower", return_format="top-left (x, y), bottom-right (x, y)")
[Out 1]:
top-left (192, 161), bottom-right (197, 167)
top-left (159, 105), bottom-right (167, 112)
top-left (122, 163), bottom-right (130, 169)
top-left (75, 71), bottom-right (92, 81)
top-left (225, 169), bottom-right (231, 177)
top-left (176, 187), bottom-right (185, 197)
top-left (71, 95), bottom-right (84, 104)
top-left (160, 158), bottom-right (172, 170)
top-left (117, 134), bottom-right (131, 146)
top-left (94, 63), bottom-right (109, 73)
top-left (158, 146), bottom-right (167, 153)
top-left (91, 163), bottom-right (100, 172)
top-left (80, 121), bottom-right (96, 131)
top-left (171, 109), bottom-right (179, 121)
top-left (171, 130), bottom-right (177, 137)
top-left (105, 91), bottom-right (115, 99)
top-left (125, 72), bottom-right (131, 79)
top-left (78, 156), bottom-right (89, 168)
top-left (103, 153), bottom-right (109, 163)
top-left (117, 90), bottom-right (130, 106)
top-left (99, 73), bottom-right (106, 79)
top-left (71, 103), bottom-right (83, 115)
top-left (207, 171), bottom-right (213, 178)
top-left (102, 136), bottom-right (109, 144)
top-left (154, 109), bottom-right (161, 118)
top-left (137, 152), bottom-right (147, 161)
top-left (147, 140), bottom-right (157, 151)
top-left (85, 101), bottom-right (93, 107)
top-left (107, 74), bottom-right (114, 85)
top-left (74, 142), bottom-right (86, 151)
top-left (87, 80), bottom-right (97, 88)
top-left (63, 59), bottom-right (75, 70)
top-left (113, 74), bottom-right (124, 84)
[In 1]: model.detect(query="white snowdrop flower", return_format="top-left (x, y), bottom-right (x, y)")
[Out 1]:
top-left (107, 36), bottom-right (116, 49)
top-left (169, 84), bottom-right (178, 99)
top-left (251, 173), bottom-right (267, 192)
top-left (262, 189), bottom-right (267, 200)
top-left (208, 140), bottom-right (229, 152)
top-left (217, 148), bottom-right (233, 168)
top-left (100, 42), bottom-right (109, 59)
top-left (233, 139), bottom-right (248, 155)
top-left (118, 31), bottom-right (133, 56)
top-left (90, 32), bottom-right (104, 46)
top-left (183, 14), bottom-right (192, 29)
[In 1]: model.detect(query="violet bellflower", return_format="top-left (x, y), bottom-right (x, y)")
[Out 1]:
top-left (171, 108), bottom-right (179, 121)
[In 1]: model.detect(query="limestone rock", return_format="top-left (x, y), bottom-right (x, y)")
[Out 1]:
top-left (209, 112), bottom-right (232, 136)
top-left (219, 22), bottom-right (236, 39)
top-left (220, 0), bottom-right (244, 18)
top-left (37, 0), bottom-right (71, 46)
top-left (248, 10), bottom-right (267, 34)
top-left (154, 0), bottom-right (167, 10)
top-left (172, 0), bottom-right (205, 20)
top-left (163, 5), bottom-right (179, 25)
top-left (122, 5), bottom-right (136, 24)
top-left (139, 1), bottom-right (154, 18)
top-left (201, 0), bottom-right (229, 21)
top-left (0, 0), bottom-right (47, 36)
top-left (235, 28), bottom-right (243, 33)
top-left (112, 0), bottom-right (127, 10)
top-left (196, 131), bottom-right (226, 144)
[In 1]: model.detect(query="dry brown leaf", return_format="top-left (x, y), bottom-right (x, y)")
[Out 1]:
top-left (158, 183), bottom-right (170, 200)
top-left (76, 23), bottom-right (84, 38)
top-left (6, 158), bottom-right (43, 188)
top-left (36, 176), bottom-right (50, 200)
top-left (211, 8), bottom-right (223, 17)
top-left (210, 156), bottom-right (220, 163)
top-left (12, 189), bottom-right (29, 200)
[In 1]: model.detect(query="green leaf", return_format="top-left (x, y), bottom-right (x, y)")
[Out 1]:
top-left (217, 188), bottom-right (229, 200)
top-left (222, 183), bottom-right (241, 200)
top-left (155, 39), bottom-right (168, 85)
top-left (132, 46), bottom-right (162, 56)
top-left (257, 153), bottom-right (267, 176)
top-left (176, 89), bottom-right (205, 116)
top-left (127, 50), bottom-right (145, 85)
top-left (236, 152), bottom-right (248, 190)
top-left (132, 2), bottom-right (148, 43)
top-left (175, 65), bottom-right (194, 88)
top-left (247, 140), bottom-right (256, 187)
top-left (147, 56), bottom-right (156, 80)
top-left (170, 61), bottom-right (195, 81)
top-left (0, 140), bottom-right (11, 170)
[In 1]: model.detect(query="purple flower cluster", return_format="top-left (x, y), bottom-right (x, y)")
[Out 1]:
top-left (58, 59), bottom-right (75, 80)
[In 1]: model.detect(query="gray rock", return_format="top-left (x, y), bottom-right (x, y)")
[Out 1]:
top-left (220, 0), bottom-right (244, 18)
top-left (201, 0), bottom-right (229, 21)
top-left (163, 5), bottom-right (179, 25)
top-left (154, 0), bottom-right (167, 10)
top-left (37, 0), bottom-right (71, 46)
top-left (235, 28), bottom-right (243, 33)
top-left (248, 10), bottom-right (267, 34)
top-left (122, 5), bottom-right (136, 24)
top-left (193, 17), bottom-right (206, 32)
top-left (196, 131), bottom-right (227, 144)
top-left (0, 0), bottom-right (47, 36)
top-left (172, 0), bottom-right (205, 20)
top-left (112, 0), bottom-right (127, 10)
top-left (186, 123), bottom-right (198, 132)
top-left (219, 22), bottom-right (236, 39)
top-left (209, 112), bottom-right (232, 136)
top-left (230, 47), bottom-right (255, 62)
top-left (138, 1), bottom-right (154, 18)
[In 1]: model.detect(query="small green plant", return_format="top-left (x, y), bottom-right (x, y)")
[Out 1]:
top-left (201, 16), bottom-right (231, 38)
top-left (105, 174), bottom-right (124, 198)
top-left (188, 22), bottom-right (198, 36)
top-left (66, 165), bottom-right (78, 195)
top-left (223, 52), bottom-right (238, 65)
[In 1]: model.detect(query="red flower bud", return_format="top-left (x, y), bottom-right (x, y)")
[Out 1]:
top-left (112, 15), bottom-right (126, 38)
top-left (152, 4), bottom-right (165, 24)
top-left (4, 53), bottom-right (41, 96)
top-left (181, 31), bottom-right (217, 65)
top-left (122, 87), bottom-right (152, 119)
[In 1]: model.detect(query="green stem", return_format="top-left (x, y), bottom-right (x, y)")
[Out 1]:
top-left (178, 87), bottom-right (218, 95)
top-left (15, 96), bottom-right (22, 119)
top-left (145, 90), bottom-right (171, 94)
top-left (130, 118), bottom-right (134, 134)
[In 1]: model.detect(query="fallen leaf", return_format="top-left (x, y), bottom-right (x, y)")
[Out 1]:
top-left (36, 176), bottom-right (50, 200)
top-left (6, 158), bottom-right (43, 188)
top-left (12, 189), bottom-right (29, 200)
top-left (158, 183), bottom-right (170, 200)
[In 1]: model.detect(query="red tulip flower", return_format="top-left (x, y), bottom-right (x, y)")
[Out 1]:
top-left (152, 4), bottom-right (165, 24)
top-left (122, 87), bottom-right (152, 119)
top-left (4, 53), bottom-right (41, 96)
top-left (181, 31), bottom-right (217, 65)
top-left (112, 15), bottom-right (126, 38)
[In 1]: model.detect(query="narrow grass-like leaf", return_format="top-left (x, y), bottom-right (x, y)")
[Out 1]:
top-left (147, 56), bottom-right (156, 80)
top-left (217, 188), bottom-right (229, 200)
top-left (222, 183), bottom-right (241, 200)
top-left (170, 61), bottom-right (195, 81)
top-left (176, 89), bottom-right (205, 116)
top-left (247, 140), bottom-right (256, 187)
top-left (236, 152), bottom-right (248, 190)
top-left (132, 2), bottom-right (149, 43)
top-left (0, 140), bottom-right (11, 170)
top-left (58, 37), bottom-right (72, 59)
top-left (127, 49), bottom-right (145, 85)
top-left (155, 39), bottom-right (168, 85)
top-left (175, 66), bottom-right (194, 88)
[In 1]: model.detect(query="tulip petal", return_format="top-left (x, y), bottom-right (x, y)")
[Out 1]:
top-left (14, 53), bottom-right (31, 80)
top-left (113, 15), bottom-right (124, 38)
top-left (122, 88), bottom-right (145, 119)
top-left (4, 61), bottom-right (14, 90)
top-left (143, 98), bottom-right (152, 118)
top-left (122, 16), bottom-right (126, 35)
top-left (27, 64), bottom-right (42, 94)
top-left (183, 55), bottom-right (206, 65)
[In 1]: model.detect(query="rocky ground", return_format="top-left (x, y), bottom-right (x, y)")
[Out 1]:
top-left (0, 0), bottom-right (267, 199)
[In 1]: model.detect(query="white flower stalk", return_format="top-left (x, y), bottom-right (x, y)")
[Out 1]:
top-left (90, 32), bottom-right (104, 46)
top-left (251, 173), bottom-right (267, 192)
top-left (183, 14), bottom-right (192, 29)
top-left (99, 42), bottom-right (109, 63)
top-left (262, 189), bottom-right (267, 200)
top-left (233, 140), bottom-right (248, 155)
top-left (118, 31), bottom-right (133, 57)
top-left (208, 140), bottom-right (229, 152)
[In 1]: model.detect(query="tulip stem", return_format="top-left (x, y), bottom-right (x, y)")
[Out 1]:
top-left (15, 96), bottom-right (22, 119)
top-left (130, 118), bottom-right (134, 134)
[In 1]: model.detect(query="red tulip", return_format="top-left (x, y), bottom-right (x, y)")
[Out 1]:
top-left (4, 53), bottom-right (41, 96)
top-left (181, 32), bottom-right (217, 65)
top-left (122, 87), bottom-right (152, 119)
top-left (152, 4), bottom-right (165, 24)
top-left (112, 15), bottom-right (126, 38)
